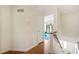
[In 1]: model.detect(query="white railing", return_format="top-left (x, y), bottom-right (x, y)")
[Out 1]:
top-left (52, 32), bottom-right (63, 54)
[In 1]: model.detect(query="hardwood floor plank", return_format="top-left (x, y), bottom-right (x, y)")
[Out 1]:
top-left (2, 42), bottom-right (44, 54)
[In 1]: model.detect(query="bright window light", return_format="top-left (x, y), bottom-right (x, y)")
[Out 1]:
top-left (44, 15), bottom-right (54, 25)
top-left (63, 41), bottom-right (67, 48)
top-left (44, 14), bottom-right (54, 32)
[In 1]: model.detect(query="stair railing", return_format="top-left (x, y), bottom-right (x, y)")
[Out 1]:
top-left (53, 31), bottom-right (63, 53)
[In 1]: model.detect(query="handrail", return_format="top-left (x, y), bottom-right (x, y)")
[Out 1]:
top-left (53, 32), bottom-right (63, 52)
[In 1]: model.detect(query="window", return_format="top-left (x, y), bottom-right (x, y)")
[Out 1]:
top-left (44, 15), bottom-right (54, 33)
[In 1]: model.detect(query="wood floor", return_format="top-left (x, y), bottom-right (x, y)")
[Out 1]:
top-left (2, 42), bottom-right (44, 54)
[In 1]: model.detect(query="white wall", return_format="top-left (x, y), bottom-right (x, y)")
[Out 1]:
top-left (57, 10), bottom-right (79, 54)
top-left (0, 6), bottom-right (12, 52)
top-left (0, 6), bottom-right (43, 52)
top-left (61, 11), bottom-right (79, 37)
top-left (11, 6), bottom-right (43, 51)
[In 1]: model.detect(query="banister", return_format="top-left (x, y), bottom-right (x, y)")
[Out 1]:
top-left (53, 32), bottom-right (63, 52)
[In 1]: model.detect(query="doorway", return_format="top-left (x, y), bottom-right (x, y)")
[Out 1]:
top-left (44, 14), bottom-right (54, 53)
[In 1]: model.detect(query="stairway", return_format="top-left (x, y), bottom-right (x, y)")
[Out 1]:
top-left (2, 42), bottom-right (44, 54)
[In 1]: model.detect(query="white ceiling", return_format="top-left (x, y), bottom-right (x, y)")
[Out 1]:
top-left (32, 5), bottom-right (57, 13)
top-left (33, 5), bottom-right (79, 13)
top-left (58, 5), bottom-right (79, 13)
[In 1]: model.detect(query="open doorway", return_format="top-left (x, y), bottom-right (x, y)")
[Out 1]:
top-left (44, 14), bottom-right (54, 54)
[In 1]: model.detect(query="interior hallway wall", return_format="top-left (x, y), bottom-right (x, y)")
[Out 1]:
top-left (0, 6), bottom-right (44, 52)
top-left (11, 6), bottom-right (44, 51)
top-left (57, 11), bottom-right (79, 54)
top-left (0, 6), bottom-right (12, 53)
top-left (60, 11), bottom-right (79, 41)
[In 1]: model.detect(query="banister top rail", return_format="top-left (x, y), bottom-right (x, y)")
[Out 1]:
top-left (53, 31), bottom-right (62, 49)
